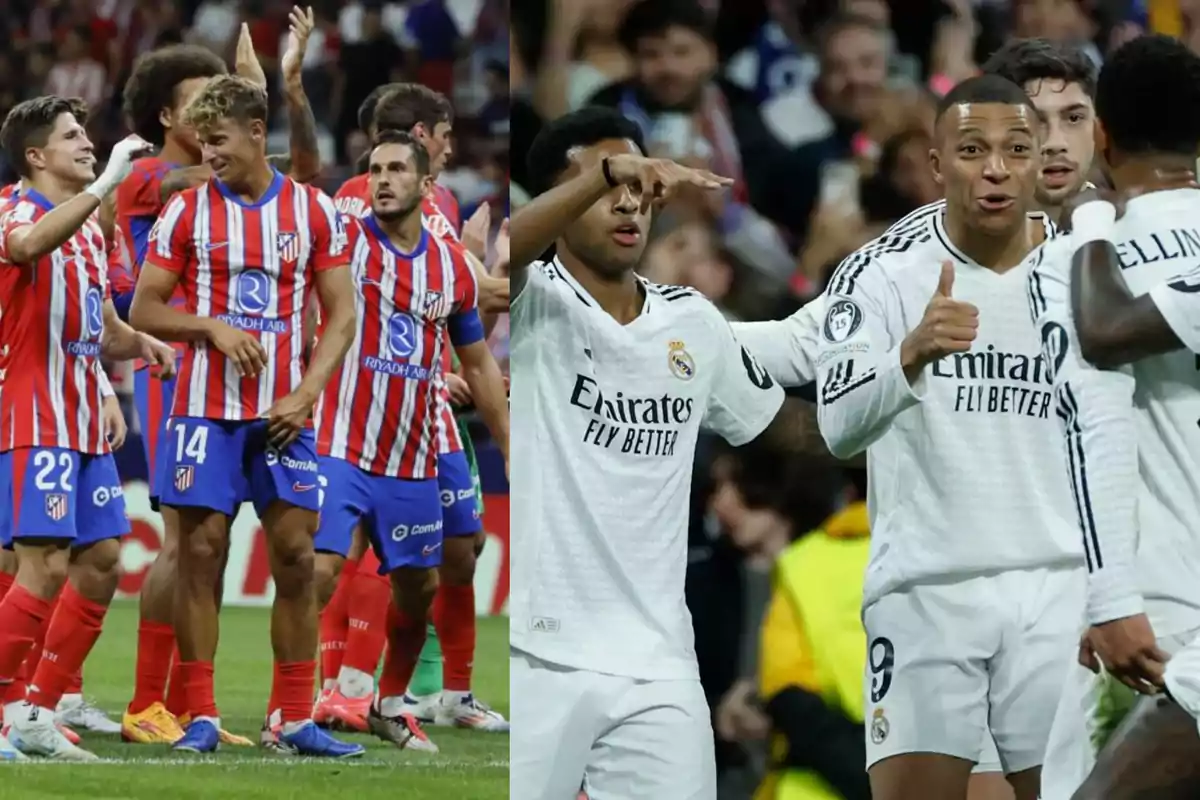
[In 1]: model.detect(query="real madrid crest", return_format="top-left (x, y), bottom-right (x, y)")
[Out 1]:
top-left (667, 340), bottom-right (695, 381)
top-left (870, 708), bottom-right (890, 745)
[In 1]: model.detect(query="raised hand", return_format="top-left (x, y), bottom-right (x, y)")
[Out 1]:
top-left (596, 154), bottom-right (733, 215)
top-left (235, 22), bottom-right (268, 90)
top-left (900, 260), bottom-right (979, 378)
top-left (461, 203), bottom-right (491, 261)
top-left (281, 6), bottom-right (316, 87)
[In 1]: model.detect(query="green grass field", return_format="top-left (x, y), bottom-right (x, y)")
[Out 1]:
top-left (5, 602), bottom-right (508, 800)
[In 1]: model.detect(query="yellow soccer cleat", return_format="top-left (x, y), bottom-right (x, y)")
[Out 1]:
top-left (122, 702), bottom-right (186, 744)
top-left (176, 713), bottom-right (254, 747)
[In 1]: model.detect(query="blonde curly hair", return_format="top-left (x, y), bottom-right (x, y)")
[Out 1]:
top-left (183, 75), bottom-right (268, 134)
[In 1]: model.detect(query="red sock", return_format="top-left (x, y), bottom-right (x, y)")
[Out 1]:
top-left (433, 583), bottom-right (476, 692)
top-left (0, 586), bottom-right (54, 685)
top-left (64, 667), bottom-right (83, 696)
top-left (28, 583), bottom-right (108, 711)
top-left (319, 559), bottom-right (358, 684)
top-left (377, 604), bottom-right (427, 701)
top-left (165, 646), bottom-right (187, 717)
top-left (0, 572), bottom-right (14, 600)
top-left (273, 661), bottom-right (316, 723)
top-left (342, 571), bottom-right (390, 675)
top-left (179, 661), bottom-right (218, 719)
top-left (128, 621), bottom-right (175, 713)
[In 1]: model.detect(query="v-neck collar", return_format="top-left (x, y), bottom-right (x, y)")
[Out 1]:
top-left (552, 257), bottom-right (654, 327)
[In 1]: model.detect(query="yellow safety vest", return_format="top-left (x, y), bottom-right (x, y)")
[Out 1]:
top-left (756, 504), bottom-right (870, 800)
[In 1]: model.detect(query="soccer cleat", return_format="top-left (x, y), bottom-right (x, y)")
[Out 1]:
top-left (400, 691), bottom-right (440, 724)
top-left (259, 711), bottom-right (292, 755)
top-left (57, 695), bottom-right (122, 734)
top-left (311, 688), bottom-right (370, 732)
top-left (367, 705), bottom-right (438, 752)
top-left (173, 719), bottom-right (220, 754)
top-left (435, 694), bottom-right (510, 732)
top-left (177, 713), bottom-right (252, 746)
top-left (8, 708), bottom-right (98, 761)
top-left (277, 721), bottom-right (365, 758)
top-left (0, 731), bottom-right (27, 761)
top-left (3, 721), bottom-right (80, 746)
top-left (121, 702), bottom-right (186, 744)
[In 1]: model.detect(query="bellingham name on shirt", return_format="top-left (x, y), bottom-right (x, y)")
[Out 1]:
top-left (1113, 227), bottom-right (1200, 270)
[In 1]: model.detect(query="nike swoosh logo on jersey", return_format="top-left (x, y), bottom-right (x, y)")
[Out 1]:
top-left (204, 241), bottom-right (229, 251)
top-left (422, 543), bottom-right (441, 556)
top-left (292, 482), bottom-right (316, 492)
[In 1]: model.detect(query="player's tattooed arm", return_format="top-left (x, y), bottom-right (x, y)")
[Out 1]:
top-left (280, 5), bottom-right (321, 183)
top-left (1072, 240), bottom-right (1182, 367)
top-left (756, 398), bottom-right (863, 465)
top-left (159, 166), bottom-right (212, 203)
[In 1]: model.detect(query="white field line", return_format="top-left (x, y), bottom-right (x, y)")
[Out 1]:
top-left (7, 757), bottom-right (509, 768)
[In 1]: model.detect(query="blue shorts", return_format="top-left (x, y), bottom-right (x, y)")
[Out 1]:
top-left (159, 417), bottom-right (318, 518)
top-left (438, 449), bottom-right (480, 537)
top-left (133, 367), bottom-right (175, 502)
top-left (313, 456), bottom-right (443, 573)
top-left (0, 447), bottom-right (129, 547)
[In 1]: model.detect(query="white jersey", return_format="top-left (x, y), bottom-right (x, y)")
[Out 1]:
top-left (1030, 188), bottom-right (1200, 637)
top-left (510, 258), bottom-right (784, 680)
top-left (734, 200), bottom-right (1054, 389)
top-left (815, 204), bottom-right (1080, 606)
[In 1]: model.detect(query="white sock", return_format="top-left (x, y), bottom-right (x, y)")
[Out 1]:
top-left (336, 667), bottom-right (374, 699)
top-left (378, 695), bottom-right (406, 718)
top-left (320, 678), bottom-right (337, 693)
top-left (442, 690), bottom-right (470, 706)
top-left (58, 693), bottom-right (82, 709)
top-left (194, 715), bottom-right (221, 730)
top-left (3, 701), bottom-right (26, 726)
top-left (280, 719), bottom-right (312, 737)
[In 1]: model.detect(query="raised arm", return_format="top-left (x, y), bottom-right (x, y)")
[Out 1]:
top-left (280, 5), bottom-right (321, 183)
top-left (732, 296), bottom-right (824, 389)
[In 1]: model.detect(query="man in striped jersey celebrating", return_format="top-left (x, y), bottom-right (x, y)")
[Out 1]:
top-left (128, 76), bottom-right (361, 758)
top-left (314, 129), bottom-right (508, 752)
top-left (0, 97), bottom-right (173, 760)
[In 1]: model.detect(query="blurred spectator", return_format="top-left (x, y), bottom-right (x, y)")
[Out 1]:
top-left (190, 0), bottom-right (240, 54)
top-left (333, 1), bottom-right (407, 161)
top-left (46, 25), bottom-right (108, 110)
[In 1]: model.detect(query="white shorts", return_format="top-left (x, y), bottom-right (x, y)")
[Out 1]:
top-left (510, 650), bottom-right (716, 800)
top-left (1042, 628), bottom-right (1199, 800)
top-left (863, 565), bottom-right (1084, 774)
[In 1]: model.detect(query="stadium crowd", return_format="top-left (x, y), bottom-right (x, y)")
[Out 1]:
top-left (0, 0), bottom-right (511, 775)
top-left (512, 0), bottom-right (1198, 798)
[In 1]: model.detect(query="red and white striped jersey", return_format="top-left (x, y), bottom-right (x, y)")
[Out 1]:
top-left (317, 216), bottom-right (480, 479)
top-left (0, 184), bottom-right (17, 204)
top-left (0, 189), bottom-right (114, 454)
top-left (333, 175), bottom-right (468, 454)
top-left (144, 172), bottom-right (350, 421)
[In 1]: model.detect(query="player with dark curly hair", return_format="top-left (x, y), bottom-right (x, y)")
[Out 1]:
top-left (1024, 34), bottom-right (1200, 799)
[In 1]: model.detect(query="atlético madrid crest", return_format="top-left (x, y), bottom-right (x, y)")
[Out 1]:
top-left (174, 465), bottom-right (195, 493)
top-left (277, 232), bottom-right (299, 263)
top-left (45, 493), bottom-right (68, 521)
top-left (423, 291), bottom-right (449, 321)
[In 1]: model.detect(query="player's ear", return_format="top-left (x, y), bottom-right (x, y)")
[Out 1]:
top-left (411, 122), bottom-right (427, 141)
top-left (1092, 119), bottom-right (1109, 165)
top-left (24, 146), bottom-right (45, 173)
top-left (929, 145), bottom-right (943, 188)
top-left (158, 107), bottom-right (172, 131)
top-left (250, 118), bottom-right (266, 142)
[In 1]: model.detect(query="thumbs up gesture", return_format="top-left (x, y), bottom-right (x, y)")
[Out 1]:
top-left (900, 261), bottom-right (979, 381)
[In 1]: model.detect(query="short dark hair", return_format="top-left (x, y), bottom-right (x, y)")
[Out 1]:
top-left (1096, 34), bottom-right (1200, 157)
top-left (617, 0), bottom-right (712, 54)
top-left (935, 74), bottom-right (1040, 122)
top-left (981, 38), bottom-right (1097, 98)
top-left (183, 76), bottom-right (269, 133)
top-left (1, 95), bottom-right (89, 178)
top-left (524, 106), bottom-right (646, 196)
top-left (814, 13), bottom-right (888, 61)
top-left (373, 84), bottom-right (454, 137)
top-left (357, 82), bottom-right (399, 135)
top-left (122, 45), bottom-right (228, 145)
top-left (371, 129), bottom-right (431, 176)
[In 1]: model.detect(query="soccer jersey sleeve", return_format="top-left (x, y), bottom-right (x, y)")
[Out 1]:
top-left (142, 194), bottom-right (193, 274)
top-left (702, 306), bottom-right (785, 447)
top-left (1030, 245), bottom-right (1141, 624)
top-left (117, 159), bottom-right (168, 218)
top-left (448, 243), bottom-right (484, 346)
top-left (309, 190), bottom-right (351, 271)
top-left (815, 258), bottom-right (923, 458)
top-left (732, 295), bottom-right (824, 388)
top-left (1148, 269), bottom-right (1200, 354)
top-left (0, 200), bottom-right (37, 267)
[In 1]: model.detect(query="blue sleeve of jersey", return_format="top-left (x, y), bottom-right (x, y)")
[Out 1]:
top-left (448, 308), bottom-right (484, 346)
top-left (112, 289), bottom-right (134, 322)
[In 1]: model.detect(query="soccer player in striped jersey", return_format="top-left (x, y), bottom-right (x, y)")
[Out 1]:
top-left (128, 76), bottom-right (361, 758)
top-left (1027, 36), bottom-right (1200, 799)
top-left (318, 84), bottom-right (510, 733)
top-left (0, 97), bottom-right (172, 760)
top-left (313, 129), bottom-right (508, 751)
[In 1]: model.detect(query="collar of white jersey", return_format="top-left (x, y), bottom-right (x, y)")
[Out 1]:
top-left (549, 256), bottom-right (657, 316)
